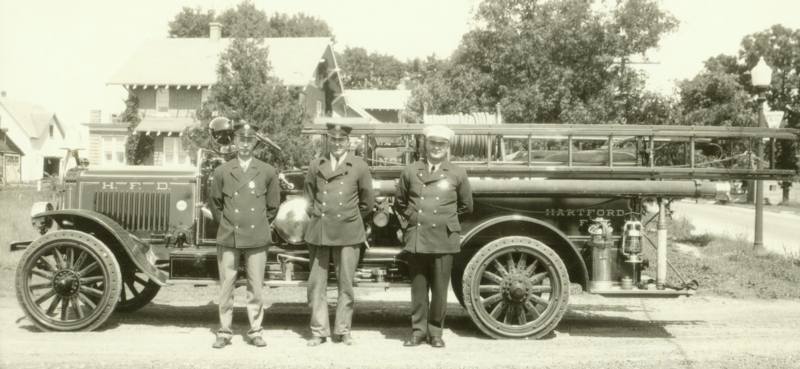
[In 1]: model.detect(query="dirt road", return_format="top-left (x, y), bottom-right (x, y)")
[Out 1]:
top-left (2, 285), bottom-right (800, 369)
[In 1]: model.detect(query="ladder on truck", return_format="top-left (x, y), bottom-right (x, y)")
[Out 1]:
top-left (303, 123), bottom-right (800, 182)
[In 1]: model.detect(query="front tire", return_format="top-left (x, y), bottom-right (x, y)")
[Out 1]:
top-left (462, 236), bottom-right (570, 339)
top-left (15, 230), bottom-right (122, 331)
top-left (114, 268), bottom-right (160, 313)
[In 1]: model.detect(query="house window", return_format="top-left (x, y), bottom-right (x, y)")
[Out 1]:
top-left (316, 101), bottom-right (323, 117)
top-left (163, 136), bottom-right (191, 166)
top-left (156, 87), bottom-right (170, 112)
top-left (101, 136), bottom-right (126, 165)
top-left (49, 124), bottom-right (54, 138)
top-left (201, 88), bottom-right (210, 104)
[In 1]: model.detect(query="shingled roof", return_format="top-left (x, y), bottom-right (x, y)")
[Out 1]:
top-left (0, 96), bottom-right (63, 139)
top-left (108, 37), bottom-right (334, 87)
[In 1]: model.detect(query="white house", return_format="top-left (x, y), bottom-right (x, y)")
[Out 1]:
top-left (0, 93), bottom-right (70, 182)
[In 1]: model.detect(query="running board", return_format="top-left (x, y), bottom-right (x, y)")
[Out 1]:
top-left (590, 287), bottom-right (694, 297)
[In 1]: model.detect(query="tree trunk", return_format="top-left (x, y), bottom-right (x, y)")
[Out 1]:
top-left (781, 181), bottom-right (792, 204)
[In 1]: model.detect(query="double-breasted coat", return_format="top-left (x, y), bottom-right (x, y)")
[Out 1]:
top-left (395, 160), bottom-right (473, 254)
top-left (303, 154), bottom-right (375, 246)
top-left (210, 158), bottom-right (280, 248)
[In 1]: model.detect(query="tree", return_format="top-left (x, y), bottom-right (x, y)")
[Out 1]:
top-left (121, 93), bottom-right (154, 165)
top-left (167, 2), bottom-right (333, 38)
top-left (187, 38), bottom-right (312, 169)
top-left (337, 47), bottom-right (407, 89)
top-left (409, 0), bottom-right (677, 124)
top-left (168, 7), bottom-right (215, 38)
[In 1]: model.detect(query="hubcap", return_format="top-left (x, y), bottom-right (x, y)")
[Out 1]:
top-left (53, 270), bottom-right (80, 297)
top-left (502, 273), bottom-right (530, 302)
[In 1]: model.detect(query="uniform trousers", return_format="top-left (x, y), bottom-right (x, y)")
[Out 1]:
top-left (408, 253), bottom-right (453, 338)
top-left (217, 245), bottom-right (267, 339)
top-left (307, 244), bottom-right (360, 337)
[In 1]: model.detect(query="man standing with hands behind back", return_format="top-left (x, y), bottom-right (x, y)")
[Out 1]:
top-left (395, 125), bottom-right (473, 348)
top-left (209, 121), bottom-right (280, 349)
top-left (304, 123), bottom-right (374, 346)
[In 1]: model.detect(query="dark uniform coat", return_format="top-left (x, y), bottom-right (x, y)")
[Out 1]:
top-left (395, 160), bottom-right (473, 254)
top-left (210, 158), bottom-right (280, 248)
top-left (303, 154), bottom-right (374, 246)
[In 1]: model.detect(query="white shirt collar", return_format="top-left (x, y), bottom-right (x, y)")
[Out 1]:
top-left (238, 157), bottom-right (252, 171)
top-left (330, 152), bottom-right (347, 170)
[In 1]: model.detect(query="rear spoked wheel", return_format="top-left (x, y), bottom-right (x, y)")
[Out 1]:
top-left (462, 236), bottom-right (570, 339)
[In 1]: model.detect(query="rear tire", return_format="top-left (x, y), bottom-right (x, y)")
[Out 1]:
top-left (15, 230), bottom-right (121, 331)
top-left (462, 236), bottom-right (570, 339)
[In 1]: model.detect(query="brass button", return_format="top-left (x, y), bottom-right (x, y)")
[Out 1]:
top-left (339, 181), bottom-right (344, 185)
top-left (436, 197), bottom-right (440, 200)
top-left (324, 191), bottom-right (328, 194)
top-left (417, 223), bottom-right (421, 226)
top-left (235, 225), bottom-right (239, 229)
top-left (418, 210), bottom-right (422, 213)
top-left (251, 225), bottom-right (255, 229)
top-left (337, 214), bottom-right (341, 218)
top-left (432, 224), bottom-right (437, 227)
top-left (339, 191), bottom-right (343, 195)
top-left (323, 202), bottom-right (327, 206)
top-left (433, 210), bottom-right (437, 214)
top-left (234, 192), bottom-right (239, 196)
top-left (234, 209), bottom-right (239, 213)
top-left (251, 208), bottom-right (255, 212)
top-left (421, 197), bottom-right (425, 200)
top-left (339, 202), bottom-right (343, 206)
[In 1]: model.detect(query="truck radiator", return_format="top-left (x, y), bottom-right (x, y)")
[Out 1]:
top-left (94, 191), bottom-right (171, 232)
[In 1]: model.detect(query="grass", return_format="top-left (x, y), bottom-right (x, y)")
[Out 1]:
top-left (642, 215), bottom-right (800, 299)
top-left (0, 185), bottom-right (58, 297)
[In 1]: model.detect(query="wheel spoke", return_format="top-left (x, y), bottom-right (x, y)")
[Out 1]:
top-left (121, 284), bottom-right (127, 302)
top-left (125, 279), bottom-right (140, 297)
top-left (78, 261), bottom-right (99, 276)
top-left (490, 301), bottom-right (507, 320)
top-left (71, 297), bottom-right (84, 319)
top-left (46, 295), bottom-right (62, 315)
top-left (491, 259), bottom-right (509, 277)
top-left (80, 286), bottom-right (104, 298)
top-left (67, 248), bottom-right (75, 268)
top-left (80, 276), bottom-right (105, 284)
top-left (479, 285), bottom-right (502, 294)
top-left (72, 251), bottom-right (88, 270)
top-left (481, 293), bottom-right (503, 309)
top-left (36, 256), bottom-right (57, 272)
top-left (28, 282), bottom-right (52, 290)
top-left (529, 294), bottom-right (550, 307)
top-left (506, 254), bottom-right (516, 273)
top-left (61, 297), bottom-right (69, 321)
top-left (524, 260), bottom-right (539, 277)
top-left (517, 253), bottom-right (527, 272)
top-left (78, 293), bottom-right (97, 310)
top-left (30, 268), bottom-right (54, 280)
top-left (52, 248), bottom-right (65, 269)
top-left (503, 305), bottom-right (514, 324)
top-left (524, 300), bottom-right (541, 319)
top-left (482, 271), bottom-right (504, 285)
top-left (516, 304), bottom-right (528, 324)
top-left (530, 285), bottom-right (552, 294)
top-left (133, 275), bottom-right (148, 286)
top-left (34, 289), bottom-right (56, 305)
top-left (529, 271), bottom-right (547, 284)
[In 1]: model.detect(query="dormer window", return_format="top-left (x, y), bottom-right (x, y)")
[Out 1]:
top-left (156, 87), bottom-right (170, 112)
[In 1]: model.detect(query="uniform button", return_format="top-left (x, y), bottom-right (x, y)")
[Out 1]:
top-left (339, 181), bottom-right (343, 185)
top-left (235, 225), bottom-right (239, 229)
top-left (251, 225), bottom-right (255, 229)
top-left (251, 190), bottom-right (255, 194)
top-left (234, 192), bottom-right (238, 196)
top-left (337, 214), bottom-right (341, 218)
top-left (323, 202), bottom-right (327, 206)
top-left (436, 197), bottom-right (440, 200)
top-left (421, 197), bottom-right (425, 200)
top-left (418, 210), bottom-right (422, 213)
top-left (323, 191), bottom-right (328, 194)
top-left (251, 208), bottom-right (255, 212)
top-left (417, 223), bottom-right (421, 226)
top-left (339, 202), bottom-right (343, 206)
top-left (339, 191), bottom-right (343, 195)
top-left (423, 184), bottom-right (427, 188)
top-left (234, 209), bottom-right (239, 213)
top-left (432, 224), bottom-right (437, 227)
top-left (433, 210), bottom-right (438, 214)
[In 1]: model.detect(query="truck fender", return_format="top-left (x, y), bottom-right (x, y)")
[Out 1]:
top-left (32, 209), bottom-right (168, 286)
top-left (460, 215), bottom-right (589, 289)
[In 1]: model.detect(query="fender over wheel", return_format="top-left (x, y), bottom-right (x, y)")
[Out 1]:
top-left (15, 230), bottom-right (122, 331)
top-left (462, 236), bottom-right (570, 339)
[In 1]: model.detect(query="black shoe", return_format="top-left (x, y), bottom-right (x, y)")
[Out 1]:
top-left (403, 335), bottom-right (427, 347)
top-left (307, 336), bottom-right (327, 347)
top-left (429, 336), bottom-right (445, 348)
top-left (247, 336), bottom-right (267, 347)
top-left (212, 336), bottom-right (231, 349)
top-left (333, 334), bottom-right (354, 345)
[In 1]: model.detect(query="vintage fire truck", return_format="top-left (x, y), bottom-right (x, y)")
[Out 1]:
top-left (11, 122), bottom-right (799, 338)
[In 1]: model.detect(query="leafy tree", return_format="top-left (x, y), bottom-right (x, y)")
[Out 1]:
top-left (187, 38), bottom-right (312, 169)
top-left (167, 2), bottom-right (332, 38)
top-left (337, 47), bottom-right (407, 89)
top-left (409, 0), bottom-right (677, 124)
top-left (121, 93), bottom-right (154, 165)
top-left (168, 7), bottom-right (215, 38)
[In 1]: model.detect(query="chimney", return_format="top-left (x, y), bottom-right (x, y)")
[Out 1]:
top-left (89, 109), bottom-right (102, 123)
top-left (209, 22), bottom-right (222, 40)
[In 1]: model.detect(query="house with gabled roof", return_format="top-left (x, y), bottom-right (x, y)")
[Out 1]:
top-left (96, 22), bottom-right (343, 166)
top-left (0, 93), bottom-right (70, 182)
top-left (332, 89), bottom-right (411, 123)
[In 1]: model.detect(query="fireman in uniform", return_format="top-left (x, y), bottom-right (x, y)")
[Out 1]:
top-left (303, 123), bottom-right (375, 346)
top-left (209, 122), bottom-right (280, 349)
top-left (395, 125), bottom-right (473, 348)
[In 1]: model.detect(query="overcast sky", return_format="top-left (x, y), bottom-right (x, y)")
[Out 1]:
top-left (2, 0), bottom-right (800, 135)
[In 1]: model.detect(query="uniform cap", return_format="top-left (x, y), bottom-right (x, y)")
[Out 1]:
top-left (235, 123), bottom-right (257, 138)
top-left (423, 125), bottom-right (454, 141)
top-left (326, 122), bottom-right (352, 138)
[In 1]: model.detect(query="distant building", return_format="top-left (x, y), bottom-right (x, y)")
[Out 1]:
top-left (92, 22), bottom-right (343, 166)
top-left (332, 89), bottom-right (411, 123)
top-left (0, 93), bottom-right (69, 182)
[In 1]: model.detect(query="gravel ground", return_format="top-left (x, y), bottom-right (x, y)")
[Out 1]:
top-left (2, 285), bottom-right (800, 369)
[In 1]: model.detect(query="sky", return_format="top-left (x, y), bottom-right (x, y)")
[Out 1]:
top-left (2, 0), bottom-right (800, 139)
